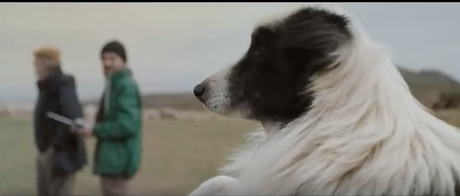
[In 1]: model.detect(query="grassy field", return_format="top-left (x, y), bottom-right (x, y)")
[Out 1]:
top-left (1, 110), bottom-right (460, 195)
top-left (0, 117), bottom-right (258, 195)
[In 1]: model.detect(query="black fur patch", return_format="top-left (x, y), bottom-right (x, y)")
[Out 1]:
top-left (227, 7), bottom-right (351, 123)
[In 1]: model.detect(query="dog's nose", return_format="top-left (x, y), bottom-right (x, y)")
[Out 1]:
top-left (193, 83), bottom-right (206, 98)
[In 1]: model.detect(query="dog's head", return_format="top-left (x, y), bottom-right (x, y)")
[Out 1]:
top-left (194, 5), bottom-right (353, 124)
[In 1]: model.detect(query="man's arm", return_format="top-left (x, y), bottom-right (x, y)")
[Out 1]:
top-left (58, 76), bottom-right (83, 123)
top-left (93, 83), bottom-right (141, 140)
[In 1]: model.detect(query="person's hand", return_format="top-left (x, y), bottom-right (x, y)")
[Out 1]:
top-left (77, 127), bottom-right (93, 137)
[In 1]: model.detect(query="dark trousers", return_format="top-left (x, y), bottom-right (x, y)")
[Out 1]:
top-left (37, 148), bottom-right (75, 196)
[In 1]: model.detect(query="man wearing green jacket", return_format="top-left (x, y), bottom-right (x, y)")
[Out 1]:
top-left (78, 40), bottom-right (142, 196)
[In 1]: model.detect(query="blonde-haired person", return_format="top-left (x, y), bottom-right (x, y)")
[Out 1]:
top-left (33, 45), bottom-right (87, 196)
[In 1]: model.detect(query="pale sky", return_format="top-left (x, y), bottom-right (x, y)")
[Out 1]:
top-left (0, 3), bottom-right (459, 103)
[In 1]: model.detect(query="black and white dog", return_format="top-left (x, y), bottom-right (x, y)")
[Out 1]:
top-left (191, 4), bottom-right (460, 195)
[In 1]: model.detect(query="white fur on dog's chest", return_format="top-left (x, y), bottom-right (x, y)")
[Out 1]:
top-left (216, 123), bottom-right (460, 196)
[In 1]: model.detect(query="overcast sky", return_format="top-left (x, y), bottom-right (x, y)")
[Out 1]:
top-left (0, 3), bottom-right (459, 103)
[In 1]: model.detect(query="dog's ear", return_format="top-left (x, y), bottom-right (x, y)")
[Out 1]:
top-left (280, 8), bottom-right (351, 53)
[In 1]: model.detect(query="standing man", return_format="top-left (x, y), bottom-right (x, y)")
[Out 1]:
top-left (33, 45), bottom-right (87, 196)
top-left (78, 40), bottom-right (143, 196)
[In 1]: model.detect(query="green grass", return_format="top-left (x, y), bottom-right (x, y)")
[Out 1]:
top-left (0, 117), bottom-right (258, 194)
top-left (2, 109), bottom-right (460, 194)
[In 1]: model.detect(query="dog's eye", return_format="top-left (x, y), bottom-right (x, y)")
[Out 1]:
top-left (252, 27), bottom-right (276, 50)
top-left (249, 36), bottom-right (263, 56)
top-left (252, 35), bottom-right (263, 46)
top-left (253, 29), bottom-right (271, 45)
top-left (251, 27), bottom-right (275, 56)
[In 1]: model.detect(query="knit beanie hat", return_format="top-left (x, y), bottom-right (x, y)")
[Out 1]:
top-left (101, 40), bottom-right (127, 62)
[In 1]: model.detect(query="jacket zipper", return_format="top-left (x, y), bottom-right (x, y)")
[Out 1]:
top-left (104, 76), bottom-right (111, 116)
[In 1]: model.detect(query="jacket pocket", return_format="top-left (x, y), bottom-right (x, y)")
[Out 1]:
top-left (97, 141), bottom-right (128, 174)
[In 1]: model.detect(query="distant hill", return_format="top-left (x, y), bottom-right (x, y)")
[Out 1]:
top-left (399, 67), bottom-right (460, 91)
top-left (83, 93), bottom-right (204, 111)
top-left (84, 66), bottom-right (460, 111)
top-left (141, 93), bottom-right (204, 111)
top-left (398, 67), bottom-right (460, 106)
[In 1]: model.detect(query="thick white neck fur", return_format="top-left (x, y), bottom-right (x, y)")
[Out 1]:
top-left (220, 25), bottom-right (460, 195)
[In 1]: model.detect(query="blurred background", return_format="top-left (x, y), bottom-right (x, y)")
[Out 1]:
top-left (0, 3), bottom-right (459, 195)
